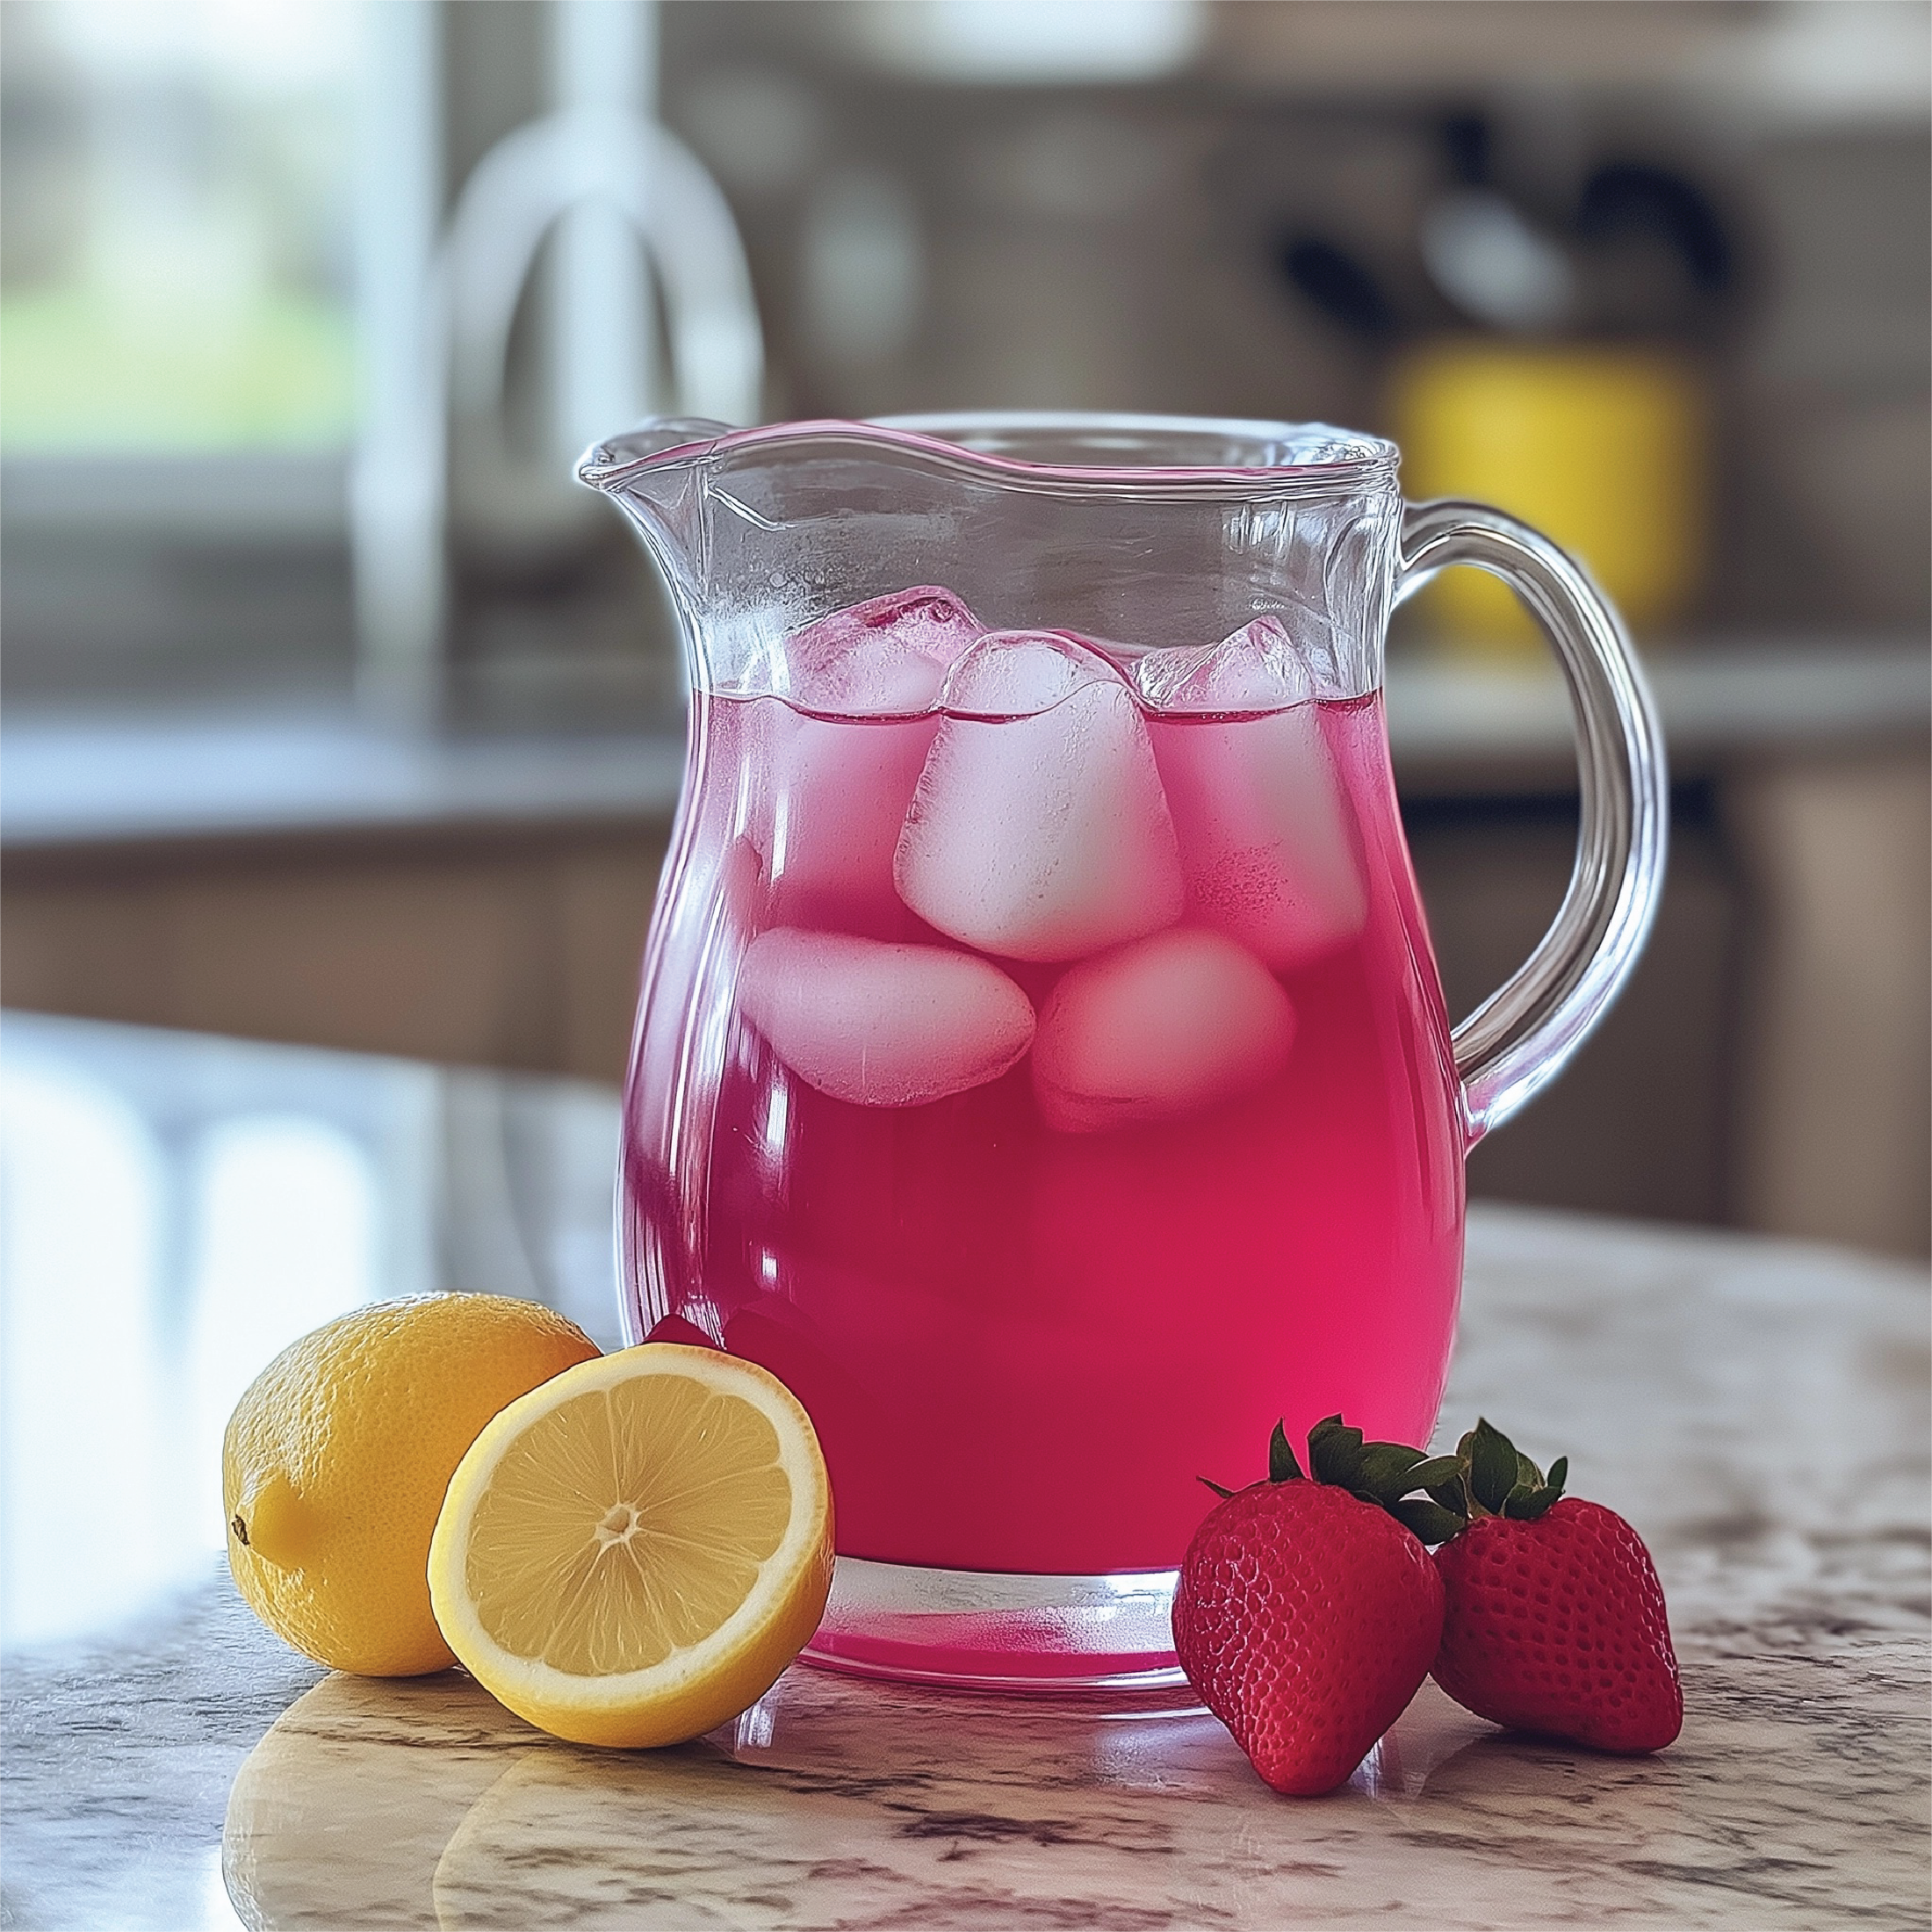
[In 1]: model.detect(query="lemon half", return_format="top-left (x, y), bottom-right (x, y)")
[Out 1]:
top-left (427, 1344), bottom-right (833, 1748)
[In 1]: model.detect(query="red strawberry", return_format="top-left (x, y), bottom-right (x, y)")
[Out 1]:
top-left (1428, 1419), bottom-right (1683, 1754)
top-left (1172, 1417), bottom-right (1454, 1796)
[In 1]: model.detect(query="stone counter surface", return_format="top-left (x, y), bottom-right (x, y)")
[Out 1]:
top-left (0, 1023), bottom-right (1926, 1929)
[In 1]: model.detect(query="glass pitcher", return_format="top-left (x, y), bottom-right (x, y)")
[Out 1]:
top-left (580, 414), bottom-right (1665, 1690)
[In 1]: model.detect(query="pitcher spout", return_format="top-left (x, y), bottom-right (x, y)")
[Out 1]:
top-left (579, 416), bottom-right (738, 489)
top-left (576, 415), bottom-right (739, 625)
top-left (578, 414), bottom-right (737, 531)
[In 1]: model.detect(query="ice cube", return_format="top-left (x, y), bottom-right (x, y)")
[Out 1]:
top-left (737, 927), bottom-right (1034, 1107)
top-left (783, 586), bottom-right (982, 716)
top-left (1031, 928), bottom-right (1296, 1133)
top-left (1143, 621), bottom-right (1366, 971)
top-left (894, 631), bottom-right (1184, 962)
top-left (758, 707), bottom-right (941, 931)
top-left (746, 590), bottom-right (978, 925)
top-left (1134, 616), bottom-right (1316, 713)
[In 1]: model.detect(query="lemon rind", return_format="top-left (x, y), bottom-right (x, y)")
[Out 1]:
top-left (427, 1344), bottom-right (833, 1726)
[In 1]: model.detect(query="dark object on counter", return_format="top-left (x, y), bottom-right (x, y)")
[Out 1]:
top-left (1280, 115), bottom-right (1737, 343)
top-left (1280, 236), bottom-right (1402, 341)
top-left (1573, 159), bottom-right (1736, 337)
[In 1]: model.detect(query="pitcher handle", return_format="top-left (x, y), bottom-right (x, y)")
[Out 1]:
top-left (1393, 499), bottom-right (1669, 1143)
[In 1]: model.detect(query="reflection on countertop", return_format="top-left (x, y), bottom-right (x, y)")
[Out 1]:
top-left (221, 1643), bottom-right (1921, 1931)
top-left (1, 1014), bottom-right (1927, 1930)
top-left (0, 1013), bottom-right (624, 1654)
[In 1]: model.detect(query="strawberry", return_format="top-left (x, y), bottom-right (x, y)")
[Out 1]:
top-left (1172, 1417), bottom-right (1456, 1796)
top-left (1428, 1419), bottom-right (1683, 1754)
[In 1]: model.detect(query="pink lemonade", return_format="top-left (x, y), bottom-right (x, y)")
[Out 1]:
top-left (622, 599), bottom-right (1465, 1582)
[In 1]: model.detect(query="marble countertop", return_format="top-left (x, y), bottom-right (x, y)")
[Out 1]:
top-left (2, 1015), bottom-right (1927, 1930)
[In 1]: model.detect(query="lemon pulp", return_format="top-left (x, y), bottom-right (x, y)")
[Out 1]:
top-left (429, 1344), bottom-right (834, 1748)
top-left (465, 1375), bottom-right (792, 1673)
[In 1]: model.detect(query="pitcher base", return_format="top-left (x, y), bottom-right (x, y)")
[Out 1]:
top-left (799, 1555), bottom-right (1189, 1691)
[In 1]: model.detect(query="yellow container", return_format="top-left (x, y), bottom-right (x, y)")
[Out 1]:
top-left (1389, 339), bottom-right (1707, 656)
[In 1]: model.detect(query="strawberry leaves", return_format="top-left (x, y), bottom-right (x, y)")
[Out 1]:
top-left (1307, 1417), bottom-right (1464, 1540)
top-left (1203, 1415), bottom-right (1466, 1544)
top-left (1386, 1490), bottom-right (1467, 1546)
top-left (1199, 1413), bottom-right (1572, 1544)
top-left (1458, 1417), bottom-right (1568, 1522)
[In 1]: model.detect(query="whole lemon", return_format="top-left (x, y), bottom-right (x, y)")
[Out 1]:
top-left (223, 1294), bottom-right (601, 1676)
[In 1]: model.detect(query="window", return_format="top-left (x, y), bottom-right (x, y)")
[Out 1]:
top-left (1, 0), bottom-right (358, 454)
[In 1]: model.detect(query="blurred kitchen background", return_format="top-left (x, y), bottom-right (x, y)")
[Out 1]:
top-left (3, 0), bottom-right (1927, 1258)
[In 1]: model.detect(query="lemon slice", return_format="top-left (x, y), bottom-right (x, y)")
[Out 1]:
top-left (427, 1344), bottom-right (833, 1748)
